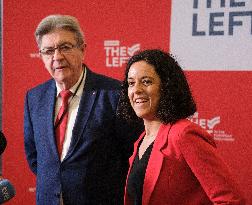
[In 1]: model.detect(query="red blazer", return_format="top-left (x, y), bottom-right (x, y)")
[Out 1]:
top-left (124, 119), bottom-right (245, 205)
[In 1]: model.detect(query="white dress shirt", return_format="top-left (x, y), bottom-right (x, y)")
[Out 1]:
top-left (55, 68), bottom-right (86, 161)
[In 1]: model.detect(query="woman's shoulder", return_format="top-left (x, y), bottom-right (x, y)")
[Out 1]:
top-left (167, 119), bottom-right (216, 148)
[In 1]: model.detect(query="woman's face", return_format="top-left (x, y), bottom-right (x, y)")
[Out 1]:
top-left (127, 60), bottom-right (161, 121)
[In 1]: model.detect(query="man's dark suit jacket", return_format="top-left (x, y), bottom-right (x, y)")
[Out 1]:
top-left (24, 67), bottom-right (142, 205)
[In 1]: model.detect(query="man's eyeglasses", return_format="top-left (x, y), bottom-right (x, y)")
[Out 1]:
top-left (39, 43), bottom-right (79, 57)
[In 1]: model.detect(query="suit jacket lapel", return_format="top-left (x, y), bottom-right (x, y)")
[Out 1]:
top-left (129, 132), bottom-right (145, 169)
top-left (142, 124), bottom-right (171, 205)
top-left (125, 132), bottom-right (145, 205)
top-left (63, 69), bottom-right (97, 160)
top-left (39, 80), bottom-right (59, 159)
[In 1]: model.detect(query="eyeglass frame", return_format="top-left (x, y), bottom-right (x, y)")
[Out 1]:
top-left (39, 42), bottom-right (81, 57)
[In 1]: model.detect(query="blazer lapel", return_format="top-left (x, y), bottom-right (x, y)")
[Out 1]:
top-left (63, 69), bottom-right (97, 160)
top-left (125, 132), bottom-right (145, 205)
top-left (38, 80), bottom-right (59, 159)
top-left (142, 124), bottom-right (171, 205)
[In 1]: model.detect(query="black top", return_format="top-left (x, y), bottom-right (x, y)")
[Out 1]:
top-left (126, 141), bottom-right (154, 205)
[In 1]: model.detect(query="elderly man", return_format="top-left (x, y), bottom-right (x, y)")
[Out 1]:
top-left (24, 14), bottom-right (142, 205)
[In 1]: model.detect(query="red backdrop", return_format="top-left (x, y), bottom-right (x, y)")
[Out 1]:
top-left (3, 0), bottom-right (252, 204)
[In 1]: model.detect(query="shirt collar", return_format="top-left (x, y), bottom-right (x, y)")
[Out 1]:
top-left (56, 66), bottom-right (86, 98)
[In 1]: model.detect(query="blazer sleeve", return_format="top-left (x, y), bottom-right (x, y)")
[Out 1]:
top-left (176, 124), bottom-right (245, 205)
top-left (24, 92), bottom-right (37, 175)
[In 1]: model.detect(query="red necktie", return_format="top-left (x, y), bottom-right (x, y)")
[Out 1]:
top-left (55, 90), bottom-right (72, 156)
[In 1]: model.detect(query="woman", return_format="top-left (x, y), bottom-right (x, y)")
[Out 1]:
top-left (117, 49), bottom-right (245, 205)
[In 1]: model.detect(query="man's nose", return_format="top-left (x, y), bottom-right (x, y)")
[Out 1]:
top-left (53, 48), bottom-right (64, 60)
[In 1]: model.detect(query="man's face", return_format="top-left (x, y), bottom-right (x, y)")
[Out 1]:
top-left (40, 29), bottom-right (85, 89)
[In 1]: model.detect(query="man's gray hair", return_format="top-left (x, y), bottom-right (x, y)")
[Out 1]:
top-left (35, 14), bottom-right (85, 48)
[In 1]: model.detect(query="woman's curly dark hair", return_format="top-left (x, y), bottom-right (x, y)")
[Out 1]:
top-left (117, 49), bottom-right (197, 124)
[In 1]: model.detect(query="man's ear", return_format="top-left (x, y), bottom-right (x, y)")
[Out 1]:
top-left (81, 44), bottom-right (87, 60)
top-left (80, 43), bottom-right (87, 52)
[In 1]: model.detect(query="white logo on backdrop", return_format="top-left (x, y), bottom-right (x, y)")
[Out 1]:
top-left (104, 40), bottom-right (140, 67)
top-left (30, 53), bottom-right (40, 58)
top-left (170, 0), bottom-right (252, 70)
top-left (189, 112), bottom-right (234, 141)
top-left (28, 187), bottom-right (36, 193)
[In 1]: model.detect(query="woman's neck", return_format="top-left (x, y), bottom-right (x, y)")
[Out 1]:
top-left (143, 119), bottom-right (162, 138)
